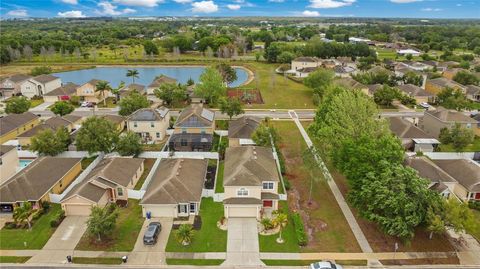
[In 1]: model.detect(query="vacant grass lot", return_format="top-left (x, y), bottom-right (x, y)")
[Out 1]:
top-left (75, 199), bottom-right (143, 252)
top-left (166, 259), bottom-right (224, 265)
top-left (166, 198), bottom-right (227, 252)
top-left (0, 256), bottom-right (31, 263)
top-left (272, 121), bottom-right (361, 253)
top-left (0, 204), bottom-right (62, 250)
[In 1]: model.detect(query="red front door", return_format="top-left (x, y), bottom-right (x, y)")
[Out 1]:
top-left (263, 200), bottom-right (273, 208)
top-left (475, 193), bottom-right (480, 200)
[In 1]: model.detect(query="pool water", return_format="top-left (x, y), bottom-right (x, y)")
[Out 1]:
top-left (53, 66), bottom-right (249, 88)
top-left (19, 159), bottom-right (33, 168)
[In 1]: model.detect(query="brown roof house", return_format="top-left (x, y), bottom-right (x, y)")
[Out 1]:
top-left (146, 75), bottom-right (177, 95)
top-left (334, 77), bottom-right (369, 96)
top-left (76, 79), bottom-right (112, 103)
top-left (432, 159), bottom-right (480, 201)
top-left (396, 84), bottom-right (436, 104)
top-left (0, 157), bottom-right (82, 213)
top-left (388, 117), bottom-right (439, 152)
top-left (101, 115), bottom-right (126, 132)
top-left (43, 82), bottom-right (79, 103)
top-left (119, 83), bottom-right (146, 99)
top-left (223, 146), bottom-right (280, 219)
top-left (422, 107), bottom-right (479, 138)
top-left (0, 145), bottom-right (19, 184)
top-left (127, 107), bottom-right (170, 142)
top-left (425, 77), bottom-right (466, 95)
top-left (61, 157), bottom-right (144, 216)
top-left (20, 74), bottom-right (62, 98)
top-left (17, 116), bottom-right (78, 147)
top-left (228, 116), bottom-right (260, 147)
top-left (140, 158), bottom-right (208, 218)
top-left (169, 104), bottom-right (215, 152)
top-left (0, 112), bottom-right (40, 144)
top-left (0, 74), bottom-right (32, 99)
top-left (291, 57), bottom-right (320, 72)
top-left (466, 85), bottom-right (480, 102)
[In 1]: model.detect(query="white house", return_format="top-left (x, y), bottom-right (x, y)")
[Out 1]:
top-left (20, 74), bottom-right (62, 98)
top-left (397, 49), bottom-right (421, 57)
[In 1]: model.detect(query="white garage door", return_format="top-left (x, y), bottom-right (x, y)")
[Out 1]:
top-left (143, 206), bottom-right (176, 218)
top-left (228, 206), bottom-right (258, 218)
top-left (64, 204), bottom-right (91, 216)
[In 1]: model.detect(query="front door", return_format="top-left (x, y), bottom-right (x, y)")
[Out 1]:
top-left (263, 200), bottom-right (273, 208)
top-left (189, 203), bottom-right (196, 214)
top-left (178, 204), bottom-right (188, 216)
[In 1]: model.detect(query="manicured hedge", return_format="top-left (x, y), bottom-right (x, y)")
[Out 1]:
top-left (292, 213), bottom-right (307, 246)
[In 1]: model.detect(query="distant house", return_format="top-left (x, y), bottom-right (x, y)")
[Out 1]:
top-left (388, 117), bottom-right (439, 152)
top-left (223, 146), bottom-right (280, 219)
top-left (146, 75), bottom-right (177, 95)
top-left (334, 77), bottom-right (369, 95)
top-left (442, 68), bottom-right (462, 80)
top-left (466, 85), bottom-right (480, 102)
top-left (228, 116), bottom-right (260, 147)
top-left (76, 79), bottom-right (111, 103)
top-left (126, 107), bottom-right (170, 142)
top-left (43, 83), bottom-right (79, 103)
top-left (396, 84), bottom-right (435, 104)
top-left (61, 157), bottom-right (144, 216)
top-left (397, 49), bottom-right (421, 57)
top-left (367, 84), bottom-right (383, 97)
top-left (0, 145), bottom-right (19, 184)
top-left (334, 65), bottom-right (356, 78)
top-left (367, 66), bottom-right (394, 76)
top-left (19, 74), bottom-right (62, 98)
top-left (291, 57), bottom-right (320, 72)
top-left (0, 157), bottom-right (82, 213)
top-left (0, 112), bottom-right (40, 144)
top-left (169, 104), bottom-right (215, 151)
top-left (399, 61), bottom-right (430, 72)
top-left (119, 83), bottom-right (146, 99)
top-left (140, 158), bottom-right (208, 218)
top-left (425, 77), bottom-right (466, 95)
top-left (422, 107), bottom-right (479, 137)
top-left (0, 74), bottom-right (32, 99)
top-left (101, 115), bottom-right (125, 132)
top-left (295, 67), bottom-right (318, 78)
top-left (186, 84), bottom-right (204, 104)
top-left (16, 116), bottom-right (78, 147)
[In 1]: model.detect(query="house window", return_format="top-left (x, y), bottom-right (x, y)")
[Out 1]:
top-left (182, 128), bottom-right (187, 134)
top-left (262, 182), bottom-right (274, 190)
top-left (201, 130), bottom-right (206, 135)
top-left (181, 139), bottom-right (188, 146)
top-left (134, 122), bottom-right (138, 128)
top-left (237, 188), bottom-right (249, 197)
top-left (117, 187), bottom-right (124, 196)
top-left (156, 132), bottom-right (160, 138)
top-left (150, 122), bottom-right (155, 128)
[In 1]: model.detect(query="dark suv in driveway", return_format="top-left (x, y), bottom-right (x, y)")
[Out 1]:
top-left (143, 222), bottom-right (161, 245)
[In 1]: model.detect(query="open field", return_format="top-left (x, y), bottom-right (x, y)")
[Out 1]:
top-left (272, 121), bottom-right (361, 253)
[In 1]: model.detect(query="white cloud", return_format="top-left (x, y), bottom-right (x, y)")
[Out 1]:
top-left (57, 10), bottom-right (86, 17)
top-left (191, 1), bottom-right (218, 13)
top-left (7, 9), bottom-right (28, 17)
top-left (96, 2), bottom-right (137, 15)
top-left (309, 0), bottom-right (355, 9)
top-left (421, 7), bottom-right (442, 11)
top-left (60, 0), bottom-right (78, 4)
top-left (227, 4), bottom-right (241, 9)
top-left (302, 10), bottom-right (320, 16)
top-left (268, 0), bottom-right (284, 2)
top-left (390, 0), bottom-right (422, 3)
top-left (174, 0), bottom-right (193, 3)
top-left (112, 0), bottom-right (163, 7)
top-left (456, 3), bottom-right (462, 6)
top-left (233, 0), bottom-right (244, 3)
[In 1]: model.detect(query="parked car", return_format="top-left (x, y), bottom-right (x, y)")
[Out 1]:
top-left (419, 102), bottom-right (430, 109)
top-left (80, 101), bottom-right (94, 108)
top-left (310, 261), bottom-right (343, 269)
top-left (143, 222), bottom-right (161, 245)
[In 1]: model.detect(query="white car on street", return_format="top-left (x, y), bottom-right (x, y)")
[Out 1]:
top-left (310, 261), bottom-right (343, 269)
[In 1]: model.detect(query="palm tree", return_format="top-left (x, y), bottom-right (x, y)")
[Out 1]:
top-left (126, 69), bottom-right (139, 84)
top-left (175, 224), bottom-right (194, 246)
top-left (111, 81), bottom-right (125, 102)
top-left (272, 213), bottom-right (288, 243)
top-left (13, 202), bottom-right (33, 229)
top-left (95, 81), bottom-right (112, 107)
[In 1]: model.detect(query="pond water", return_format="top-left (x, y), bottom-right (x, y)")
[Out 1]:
top-left (53, 66), bottom-right (249, 88)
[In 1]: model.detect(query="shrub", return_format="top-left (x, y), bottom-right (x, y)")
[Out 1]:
top-left (31, 208), bottom-right (44, 222)
top-left (292, 213), bottom-right (308, 246)
top-left (70, 96), bottom-right (80, 106)
top-left (41, 201), bottom-right (51, 212)
top-left (4, 222), bottom-right (17, 229)
top-left (261, 218), bottom-right (274, 230)
top-left (50, 210), bottom-right (65, 228)
top-left (283, 177), bottom-right (291, 191)
top-left (469, 200), bottom-right (480, 211)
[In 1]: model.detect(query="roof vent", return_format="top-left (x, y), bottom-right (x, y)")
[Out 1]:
top-left (176, 172), bottom-right (180, 176)
top-left (253, 156), bottom-right (257, 160)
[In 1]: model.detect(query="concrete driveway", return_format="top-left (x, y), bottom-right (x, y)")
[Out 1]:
top-left (223, 218), bottom-right (263, 266)
top-left (128, 218), bottom-right (173, 265)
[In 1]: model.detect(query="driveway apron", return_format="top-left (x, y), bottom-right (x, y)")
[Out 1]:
top-left (223, 218), bottom-right (263, 266)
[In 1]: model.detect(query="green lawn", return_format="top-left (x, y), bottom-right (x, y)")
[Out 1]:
top-left (166, 259), bottom-right (224, 265)
top-left (215, 120), bottom-right (229, 130)
top-left (75, 199), bottom-right (143, 252)
top-left (134, 158), bottom-right (156, 190)
top-left (215, 161), bottom-right (225, 193)
top-left (259, 201), bottom-right (300, 253)
top-left (437, 136), bottom-right (480, 152)
top-left (0, 204), bottom-right (62, 250)
top-left (141, 142), bottom-right (165, 151)
top-left (467, 209), bottom-right (480, 242)
top-left (73, 257), bottom-right (122, 265)
top-left (30, 99), bottom-right (44, 108)
top-left (0, 256), bottom-right (31, 263)
top-left (166, 198), bottom-right (227, 252)
top-left (96, 97), bottom-right (117, 108)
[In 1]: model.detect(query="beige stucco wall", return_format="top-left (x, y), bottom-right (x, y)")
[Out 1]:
top-left (20, 80), bottom-right (39, 98)
top-left (291, 61), bottom-right (319, 71)
top-left (224, 185), bottom-right (262, 200)
top-left (0, 148), bottom-right (18, 184)
top-left (127, 116), bottom-right (170, 141)
top-left (173, 127), bottom-right (214, 134)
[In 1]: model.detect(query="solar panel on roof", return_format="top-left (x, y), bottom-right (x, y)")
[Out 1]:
top-left (200, 109), bottom-right (214, 122)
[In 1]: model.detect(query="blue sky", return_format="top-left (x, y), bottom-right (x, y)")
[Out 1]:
top-left (1, 0), bottom-right (479, 19)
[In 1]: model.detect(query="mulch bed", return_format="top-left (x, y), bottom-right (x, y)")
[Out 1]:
top-left (227, 88), bottom-right (264, 104)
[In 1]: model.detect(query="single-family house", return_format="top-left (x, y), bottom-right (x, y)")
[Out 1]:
top-left (0, 74), bottom-right (32, 99)
top-left (127, 107), bottom-right (170, 142)
top-left (388, 117), bottom-right (439, 152)
top-left (0, 145), bottom-right (19, 184)
top-left (119, 83), bottom-right (146, 99)
top-left (442, 68), bottom-right (462, 80)
top-left (169, 104), bottom-right (215, 152)
top-left (76, 79), bottom-right (111, 103)
top-left (140, 158), bottom-right (208, 218)
top-left (396, 84), bottom-right (436, 104)
top-left (21, 75), bottom-right (62, 98)
top-left (0, 157), bottom-right (82, 213)
top-left (43, 83), bottom-right (79, 103)
top-left (422, 107), bottom-right (479, 137)
top-left (400, 61), bottom-right (430, 72)
top-left (334, 77), bottom-right (369, 95)
top-left (223, 146), bottom-right (280, 219)
top-left (291, 57), bottom-right (320, 72)
top-left (295, 67), bottom-right (318, 78)
top-left (425, 77), bottom-right (466, 95)
top-left (228, 116), bottom-right (260, 147)
top-left (466, 85), bottom-right (480, 102)
top-left (61, 157), bottom-right (144, 216)
top-left (187, 84), bottom-right (204, 104)
top-left (16, 116), bottom-right (77, 147)
top-left (397, 49), bottom-right (421, 57)
top-left (101, 115), bottom-right (125, 132)
top-left (432, 159), bottom-right (480, 201)
top-left (0, 112), bottom-right (40, 144)
top-left (146, 75), bottom-right (177, 95)
top-left (334, 65), bottom-right (356, 78)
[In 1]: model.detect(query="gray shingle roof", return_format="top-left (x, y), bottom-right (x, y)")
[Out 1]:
top-left (43, 82), bottom-right (78, 96)
top-left (175, 104), bottom-right (214, 128)
top-left (128, 108), bottom-right (169, 121)
top-left (397, 84), bottom-right (433, 97)
top-left (33, 74), bottom-right (60, 84)
top-left (388, 117), bottom-right (434, 139)
top-left (0, 112), bottom-right (39, 136)
top-left (433, 159), bottom-right (480, 192)
top-left (0, 145), bottom-right (16, 157)
top-left (228, 116), bottom-right (260, 139)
